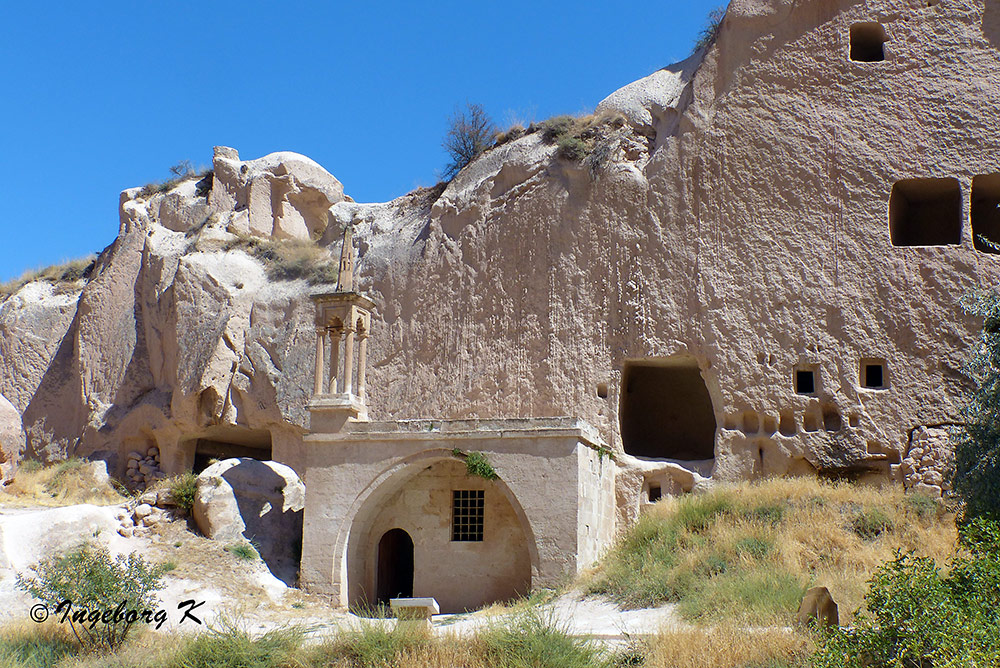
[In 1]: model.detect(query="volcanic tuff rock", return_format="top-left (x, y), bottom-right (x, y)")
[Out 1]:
top-left (193, 458), bottom-right (304, 585)
top-left (0, 395), bottom-right (23, 483)
top-left (0, 0), bottom-right (998, 490)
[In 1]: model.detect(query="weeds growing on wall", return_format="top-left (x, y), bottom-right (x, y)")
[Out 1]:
top-left (453, 449), bottom-right (499, 481)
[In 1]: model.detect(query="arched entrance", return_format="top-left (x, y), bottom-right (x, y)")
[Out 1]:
top-left (376, 528), bottom-right (414, 604)
top-left (344, 455), bottom-right (535, 613)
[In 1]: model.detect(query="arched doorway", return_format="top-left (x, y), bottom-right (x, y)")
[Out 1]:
top-left (346, 456), bottom-right (534, 613)
top-left (376, 528), bottom-right (414, 604)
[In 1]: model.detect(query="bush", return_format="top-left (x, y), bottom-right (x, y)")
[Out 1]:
top-left (167, 473), bottom-right (198, 514)
top-left (813, 541), bottom-right (1000, 667)
top-left (311, 621), bottom-right (430, 668)
top-left (15, 544), bottom-right (164, 652)
top-left (454, 449), bottom-right (499, 481)
top-left (954, 290), bottom-right (1000, 522)
top-left (442, 103), bottom-right (498, 180)
top-left (850, 508), bottom-right (894, 540)
top-left (693, 7), bottom-right (726, 53)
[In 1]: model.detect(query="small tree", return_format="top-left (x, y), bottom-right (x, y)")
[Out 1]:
top-left (954, 291), bottom-right (1000, 521)
top-left (17, 543), bottom-right (164, 651)
top-left (693, 7), bottom-right (726, 53)
top-left (442, 103), bottom-right (497, 180)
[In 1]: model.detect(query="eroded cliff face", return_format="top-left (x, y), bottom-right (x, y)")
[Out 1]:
top-left (2, 0), bottom-right (998, 485)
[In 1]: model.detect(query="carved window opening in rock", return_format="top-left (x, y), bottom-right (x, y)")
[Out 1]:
top-left (619, 357), bottom-right (717, 460)
top-left (452, 490), bottom-right (485, 542)
top-left (597, 383), bottom-right (609, 399)
top-left (191, 427), bottom-right (273, 474)
top-left (861, 359), bottom-right (887, 390)
top-left (850, 22), bottom-right (887, 62)
top-left (889, 178), bottom-right (962, 246)
top-left (376, 528), bottom-right (414, 605)
top-left (972, 174), bottom-right (1000, 253)
top-left (648, 485), bottom-right (662, 503)
top-left (794, 368), bottom-right (816, 395)
top-left (823, 407), bottom-right (842, 432)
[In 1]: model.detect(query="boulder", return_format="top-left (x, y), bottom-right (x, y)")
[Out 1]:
top-left (193, 458), bottom-right (305, 585)
top-left (0, 394), bottom-right (24, 483)
top-left (210, 147), bottom-right (346, 240)
top-left (77, 460), bottom-right (110, 488)
top-left (796, 586), bottom-right (839, 629)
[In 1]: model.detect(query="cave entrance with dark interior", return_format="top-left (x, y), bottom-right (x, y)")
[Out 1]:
top-left (191, 426), bottom-right (273, 474)
top-left (376, 528), bottom-right (414, 605)
top-left (619, 357), bottom-right (717, 460)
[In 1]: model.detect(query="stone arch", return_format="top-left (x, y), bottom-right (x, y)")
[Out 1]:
top-left (335, 448), bottom-right (538, 613)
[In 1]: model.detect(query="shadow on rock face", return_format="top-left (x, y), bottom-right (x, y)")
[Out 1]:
top-left (216, 459), bottom-right (305, 587)
top-left (985, 3), bottom-right (1000, 51)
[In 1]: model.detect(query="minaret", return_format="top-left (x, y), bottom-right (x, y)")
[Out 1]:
top-left (308, 227), bottom-right (375, 432)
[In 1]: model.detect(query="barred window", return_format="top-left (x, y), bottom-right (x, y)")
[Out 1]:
top-left (452, 490), bottom-right (484, 542)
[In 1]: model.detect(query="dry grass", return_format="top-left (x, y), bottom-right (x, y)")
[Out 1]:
top-left (586, 476), bottom-right (957, 625)
top-left (0, 256), bottom-right (96, 302)
top-left (220, 234), bottom-right (339, 285)
top-left (0, 460), bottom-right (125, 508)
top-left (642, 624), bottom-right (813, 668)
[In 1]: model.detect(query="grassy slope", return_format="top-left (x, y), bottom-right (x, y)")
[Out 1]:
top-left (585, 477), bottom-right (956, 625)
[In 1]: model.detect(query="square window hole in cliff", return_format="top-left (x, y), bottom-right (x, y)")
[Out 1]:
top-left (619, 357), bottom-right (717, 460)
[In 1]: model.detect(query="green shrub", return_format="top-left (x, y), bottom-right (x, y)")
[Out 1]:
top-left (675, 494), bottom-right (734, 532)
top-left (851, 508), bottom-right (894, 540)
top-left (170, 622), bottom-right (304, 668)
top-left (17, 460), bottom-right (43, 474)
top-left (167, 473), bottom-right (198, 514)
top-left (223, 542), bottom-right (258, 562)
top-left (537, 116), bottom-right (575, 143)
top-left (954, 290), bottom-right (1000, 522)
top-left (16, 543), bottom-right (164, 652)
top-left (745, 502), bottom-right (786, 525)
top-left (556, 135), bottom-right (589, 161)
top-left (454, 450), bottom-right (499, 481)
top-left (677, 569), bottom-right (805, 623)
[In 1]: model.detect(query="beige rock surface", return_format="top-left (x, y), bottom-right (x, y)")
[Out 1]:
top-left (0, 395), bottom-right (23, 483)
top-left (0, 0), bottom-right (997, 495)
top-left (193, 458), bottom-right (304, 585)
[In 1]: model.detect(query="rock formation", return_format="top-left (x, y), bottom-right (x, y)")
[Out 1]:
top-left (193, 458), bottom-right (304, 585)
top-left (1, 0), bottom-right (997, 503)
top-left (0, 395), bottom-right (23, 483)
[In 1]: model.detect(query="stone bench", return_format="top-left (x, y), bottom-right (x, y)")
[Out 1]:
top-left (390, 597), bottom-right (440, 631)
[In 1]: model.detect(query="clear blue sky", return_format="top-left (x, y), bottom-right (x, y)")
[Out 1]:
top-left (0, 1), bottom-right (723, 282)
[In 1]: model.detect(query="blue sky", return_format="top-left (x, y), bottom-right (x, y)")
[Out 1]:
top-left (0, 1), bottom-right (723, 282)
